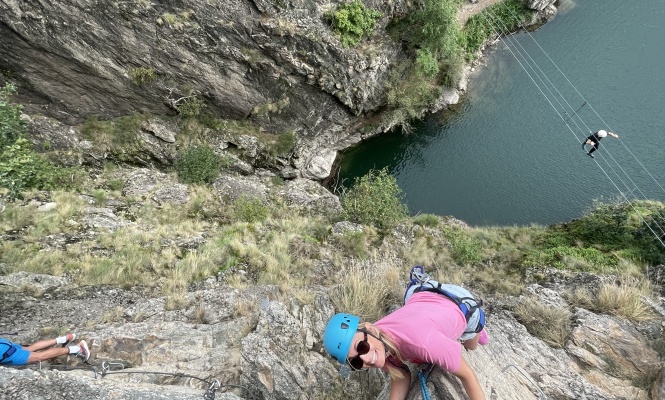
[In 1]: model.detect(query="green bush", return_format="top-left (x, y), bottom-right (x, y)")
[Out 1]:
top-left (341, 168), bottom-right (408, 230)
top-left (407, 0), bottom-right (462, 58)
top-left (531, 200), bottom-right (665, 266)
top-left (232, 196), bottom-right (270, 223)
top-left (0, 83), bottom-right (24, 149)
top-left (327, 0), bottom-right (382, 47)
top-left (0, 86), bottom-right (76, 199)
top-left (413, 213), bottom-right (439, 227)
top-left (416, 49), bottom-right (440, 79)
top-left (385, 60), bottom-right (442, 120)
top-left (174, 145), bottom-right (222, 184)
top-left (444, 227), bottom-right (483, 266)
top-left (390, 0), bottom-right (464, 85)
top-left (178, 97), bottom-right (205, 118)
top-left (523, 245), bottom-right (618, 272)
top-left (129, 67), bottom-right (156, 86)
top-left (0, 138), bottom-right (65, 199)
top-left (463, 0), bottom-right (532, 59)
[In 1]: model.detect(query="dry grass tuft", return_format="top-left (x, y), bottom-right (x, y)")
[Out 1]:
top-left (514, 297), bottom-right (571, 348)
top-left (232, 298), bottom-right (258, 318)
top-left (330, 261), bottom-right (400, 323)
top-left (192, 303), bottom-right (207, 324)
top-left (165, 293), bottom-right (189, 311)
top-left (291, 288), bottom-right (315, 305)
top-left (595, 277), bottom-right (655, 321)
top-left (567, 275), bottom-right (655, 321)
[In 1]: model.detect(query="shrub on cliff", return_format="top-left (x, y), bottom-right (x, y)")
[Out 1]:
top-left (174, 145), bottom-right (222, 184)
top-left (341, 168), bottom-right (408, 230)
top-left (389, 0), bottom-right (464, 85)
top-left (463, 0), bottom-right (533, 59)
top-left (528, 200), bottom-right (665, 268)
top-left (326, 0), bottom-right (382, 47)
top-left (0, 138), bottom-right (67, 199)
top-left (0, 83), bottom-right (24, 149)
top-left (0, 84), bottom-right (75, 199)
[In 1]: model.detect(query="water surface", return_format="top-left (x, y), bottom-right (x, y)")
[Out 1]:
top-left (339, 0), bottom-right (665, 226)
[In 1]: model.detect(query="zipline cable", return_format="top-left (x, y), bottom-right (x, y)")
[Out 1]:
top-left (476, 5), bottom-right (665, 247)
top-left (483, 7), bottom-right (665, 242)
top-left (482, 8), bottom-right (665, 236)
top-left (494, 2), bottom-right (665, 233)
top-left (496, 2), bottom-right (665, 201)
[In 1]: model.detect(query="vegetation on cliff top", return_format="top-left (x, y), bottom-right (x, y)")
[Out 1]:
top-left (0, 84), bottom-right (81, 200)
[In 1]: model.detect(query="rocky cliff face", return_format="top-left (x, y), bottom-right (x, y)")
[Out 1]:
top-left (0, 168), bottom-right (663, 399)
top-left (1, 272), bottom-right (662, 400)
top-left (0, 0), bottom-right (414, 179)
top-left (0, 0), bottom-right (556, 180)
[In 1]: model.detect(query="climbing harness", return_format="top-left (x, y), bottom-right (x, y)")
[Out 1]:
top-left (99, 361), bottom-right (257, 400)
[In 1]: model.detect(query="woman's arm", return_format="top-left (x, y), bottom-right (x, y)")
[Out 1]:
top-left (452, 358), bottom-right (485, 400)
top-left (388, 370), bottom-right (411, 400)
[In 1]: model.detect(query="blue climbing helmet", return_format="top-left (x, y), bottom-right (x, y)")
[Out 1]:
top-left (323, 313), bottom-right (359, 363)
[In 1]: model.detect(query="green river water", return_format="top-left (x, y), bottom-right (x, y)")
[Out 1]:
top-left (338, 0), bottom-right (665, 226)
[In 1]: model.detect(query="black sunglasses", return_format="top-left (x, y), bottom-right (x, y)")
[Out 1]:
top-left (347, 331), bottom-right (371, 371)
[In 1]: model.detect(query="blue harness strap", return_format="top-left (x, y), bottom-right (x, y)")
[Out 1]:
top-left (406, 266), bottom-right (487, 334)
top-left (412, 284), bottom-right (486, 334)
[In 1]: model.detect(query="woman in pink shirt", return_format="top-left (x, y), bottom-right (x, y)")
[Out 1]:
top-left (323, 291), bottom-right (487, 400)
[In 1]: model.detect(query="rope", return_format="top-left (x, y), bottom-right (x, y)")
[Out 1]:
top-left (498, 2), bottom-right (665, 201)
top-left (417, 364), bottom-right (435, 400)
top-left (476, 3), bottom-right (665, 247)
top-left (418, 370), bottom-right (431, 400)
top-left (482, 8), bottom-right (665, 236)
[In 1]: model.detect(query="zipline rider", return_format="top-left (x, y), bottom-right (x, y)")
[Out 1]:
top-left (583, 129), bottom-right (619, 158)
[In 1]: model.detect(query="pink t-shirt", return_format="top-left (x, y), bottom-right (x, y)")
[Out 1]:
top-left (375, 291), bottom-right (467, 373)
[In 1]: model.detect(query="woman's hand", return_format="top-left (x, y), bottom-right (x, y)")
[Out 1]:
top-left (388, 371), bottom-right (411, 400)
top-left (452, 358), bottom-right (485, 400)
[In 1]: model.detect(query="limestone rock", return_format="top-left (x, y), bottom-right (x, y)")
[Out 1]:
top-left (141, 119), bottom-right (176, 143)
top-left (0, 367), bottom-right (242, 400)
top-left (213, 175), bottom-right (269, 203)
top-left (653, 367), bottom-right (665, 400)
top-left (122, 168), bottom-right (170, 198)
top-left (303, 148), bottom-right (337, 180)
top-left (276, 178), bottom-right (341, 213)
top-left (568, 308), bottom-right (661, 381)
top-left (332, 221), bottom-right (364, 235)
top-left (152, 184), bottom-right (190, 205)
top-left (527, 0), bottom-right (557, 12)
top-left (82, 206), bottom-right (133, 231)
top-left (0, 271), bottom-right (69, 293)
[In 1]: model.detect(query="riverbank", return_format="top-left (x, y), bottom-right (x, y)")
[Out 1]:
top-left (458, 0), bottom-right (505, 24)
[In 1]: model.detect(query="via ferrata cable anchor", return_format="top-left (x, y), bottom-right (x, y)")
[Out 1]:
top-left (203, 379), bottom-right (221, 400)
